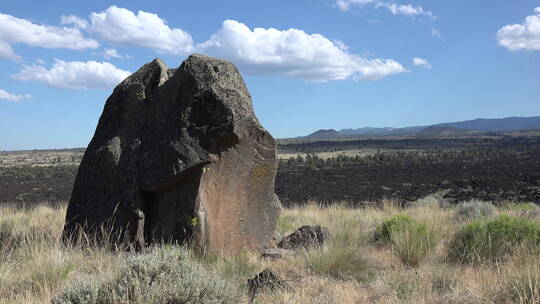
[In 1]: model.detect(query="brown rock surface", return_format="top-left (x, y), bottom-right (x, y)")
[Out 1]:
top-left (62, 54), bottom-right (281, 253)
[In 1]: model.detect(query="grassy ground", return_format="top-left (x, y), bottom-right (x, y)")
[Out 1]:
top-left (0, 199), bottom-right (538, 303)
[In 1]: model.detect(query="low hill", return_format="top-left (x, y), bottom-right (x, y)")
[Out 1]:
top-left (417, 126), bottom-right (471, 136)
top-left (437, 116), bottom-right (540, 131)
top-left (340, 126), bottom-right (425, 136)
top-left (305, 129), bottom-right (342, 139)
top-left (301, 116), bottom-right (540, 139)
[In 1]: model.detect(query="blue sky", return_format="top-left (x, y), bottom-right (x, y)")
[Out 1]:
top-left (0, 1), bottom-right (539, 150)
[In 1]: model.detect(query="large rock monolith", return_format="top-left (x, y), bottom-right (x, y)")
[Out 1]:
top-left (62, 54), bottom-right (281, 253)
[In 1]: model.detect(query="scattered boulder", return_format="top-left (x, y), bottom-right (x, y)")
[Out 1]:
top-left (62, 54), bottom-right (281, 253)
top-left (277, 225), bottom-right (329, 250)
top-left (247, 268), bottom-right (289, 303)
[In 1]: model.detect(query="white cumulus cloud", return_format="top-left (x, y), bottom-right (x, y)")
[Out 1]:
top-left (497, 7), bottom-right (540, 51)
top-left (336, 0), bottom-right (435, 19)
top-left (412, 57), bottom-right (431, 69)
top-left (197, 20), bottom-right (407, 82)
top-left (0, 13), bottom-right (99, 61)
top-left (0, 89), bottom-right (31, 102)
top-left (85, 6), bottom-right (194, 55)
top-left (12, 59), bottom-right (131, 90)
top-left (59, 7), bottom-right (404, 82)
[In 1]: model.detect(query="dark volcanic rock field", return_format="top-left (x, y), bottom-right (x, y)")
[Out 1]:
top-left (2, 136), bottom-right (540, 207)
top-left (276, 136), bottom-right (540, 206)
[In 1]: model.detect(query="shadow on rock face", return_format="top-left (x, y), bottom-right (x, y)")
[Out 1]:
top-left (62, 54), bottom-right (281, 254)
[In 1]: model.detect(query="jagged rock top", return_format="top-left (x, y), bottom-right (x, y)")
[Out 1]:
top-left (119, 54), bottom-right (254, 114)
top-left (90, 55), bottom-right (270, 190)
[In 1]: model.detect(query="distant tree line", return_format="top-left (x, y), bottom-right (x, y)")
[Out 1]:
top-left (279, 145), bottom-right (539, 171)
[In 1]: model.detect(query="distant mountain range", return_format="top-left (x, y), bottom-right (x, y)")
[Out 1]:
top-left (303, 116), bottom-right (540, 139)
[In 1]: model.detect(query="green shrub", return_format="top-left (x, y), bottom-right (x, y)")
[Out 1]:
top-left (52, 246), bottom-right (240, 304)
top-left (390, 223), bottom-right (440, 267)
top-left (373, 214), bottom-right (415, 243)
top-left (454, 200), bottom-right (497, 221)
top-left (373, 214), bottom-right (439, 266)
top-left (447, 215), bottom-right (540, 264)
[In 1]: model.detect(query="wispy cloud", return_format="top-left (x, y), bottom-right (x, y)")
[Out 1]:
top-left (335, 0), bottom-right (435, 19)
top-left (0, 41), bottom-right (21, 62)
top-left (377, 3), bottom-right (435, 19)
top-left (98, 48), bottom-right (129, 60)
top-left (412, 57), bottom-right (431, 69)
top-left (0, 89), bottom-right (31, 102)
top-left (497, 7), bottom-right (540, 51)
top-left (60, 14), bottom-right (89, 29)
top-left (336, 0), bottom-right (375, 11)
top-left (430, 26), bottom-right (441, 38)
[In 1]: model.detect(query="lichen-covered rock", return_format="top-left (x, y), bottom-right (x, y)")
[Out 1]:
top-left (62, 54), bottom-right (281, 253)
top-left (277, 225), bottom-right (329, 250)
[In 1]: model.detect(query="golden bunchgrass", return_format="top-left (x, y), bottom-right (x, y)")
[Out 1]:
top-left (0, 200), bottom-right (538, 303)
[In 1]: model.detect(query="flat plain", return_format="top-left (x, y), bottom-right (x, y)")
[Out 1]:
top-left (1, 134), bottom-right (539, 303)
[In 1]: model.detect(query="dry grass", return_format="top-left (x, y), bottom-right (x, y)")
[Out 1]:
top-left (0, 199), bottom-right (538, 303)
top-left (255, 201), bottom-right (539, 304)
top-left (0, 203), bottom-right (123, 304)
